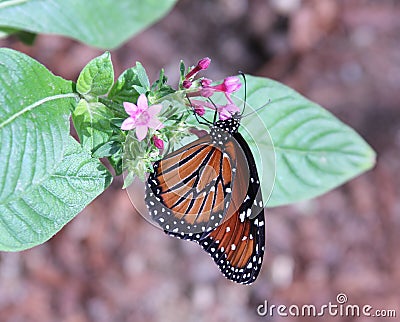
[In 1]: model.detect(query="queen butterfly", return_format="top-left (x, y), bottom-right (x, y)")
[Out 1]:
top-left (145, 111), bottom-right (265, 284)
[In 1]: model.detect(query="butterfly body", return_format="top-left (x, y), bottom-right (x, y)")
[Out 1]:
top-left (146, 113), bottom-right (265, 284)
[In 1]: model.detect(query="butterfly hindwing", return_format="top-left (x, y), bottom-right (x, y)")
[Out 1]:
top-left (198, 131), bottom-right (265, 284)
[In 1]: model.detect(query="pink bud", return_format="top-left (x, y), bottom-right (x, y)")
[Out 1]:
top-left (197, 57), bottom-right (211, 70)
top-left (194, 104), bottom-right (205, 116)
top-left (184, 58), bottom-right (212, 80)
top-left (201, 78), bottom-right (212, 87)
top-left (153, 135), bottom-right (164, 150)
top-left (182, 79), bottom-right (192, 89)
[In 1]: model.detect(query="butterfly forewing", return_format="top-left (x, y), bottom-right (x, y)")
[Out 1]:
top-left (146, 130), bottom-right (250, 239)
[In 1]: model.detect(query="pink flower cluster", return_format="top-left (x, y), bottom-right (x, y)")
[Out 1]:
top-left (120, 58), bottom-right (243, 145)
top-left (183, 57), bottom-right (242, 120)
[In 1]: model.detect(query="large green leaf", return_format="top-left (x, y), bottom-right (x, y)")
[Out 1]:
top-left (237, 75), bottom-right (376, 207)
top-left (0, 48), bottom-right (77, 205)
top-left (0, 137), bottom-right (112, 251)
top-left (0, 0), bottom-right (177, 49)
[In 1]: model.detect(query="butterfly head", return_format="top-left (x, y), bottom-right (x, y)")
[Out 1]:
top-left (214, 112), bottom-right (241, 134)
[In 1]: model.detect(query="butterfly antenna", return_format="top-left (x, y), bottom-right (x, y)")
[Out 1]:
top-left (207, 97), bottom-right (218, 124)
top-left (238, 71), bottom-right (247, 116)
top-left (242, 98), bottom-right (271, 118)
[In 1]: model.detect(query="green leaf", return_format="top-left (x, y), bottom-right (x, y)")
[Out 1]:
top-left (0, 0), bottom-right (177, 49)
top-left (149, 69), bottom-right (175, 102)
top-left (77, 52), bottom-right (114, 99)
top-left (108, 152), bottom-right (123, 176)
top-left (92, 141), bottom-right (121, 158)
top-left (237, 75), bottom-right (376, 207)
top-left (0, 137), bottom-right (112, 251)
top-left (0, 26), bottom-right (36, 44)
top-left (108, 62), bottom-right (150, 104)
top-left (0, 48), bottom-right (77, 205)
top-left (135, 62), bottom-right (150, 90)
top-left (98, 97), bottom-right (126, 118)
top-left (179, 60), bottom-right (186, 80)
top-left (72, 99), bottom-right (113, 154)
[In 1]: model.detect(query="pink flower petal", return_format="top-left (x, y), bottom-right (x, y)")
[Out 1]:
top-left (121, 117), bottom-right (137, 130)
top-left (223, 76), bottom-right (242, 93)
top-left (136, 125), bottom-right (148, 141)
top-left (147, 104), bottom-right (163, 117)
top-left (218, 109), bottom-right (231, 120)
top-left (218, 103), bottom-right (240, 120)
top-left (137, 94), bottom-right (148, 111)
top-left (123, 102), bottom-right (139, 116)
top-left (225, 103), bottom-right (241, 114)
top-left (147, 118), bottom-right (164, 130)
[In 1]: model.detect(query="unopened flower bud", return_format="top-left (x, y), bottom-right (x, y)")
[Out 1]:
top-left (182, 79), bottom-right (192, 89)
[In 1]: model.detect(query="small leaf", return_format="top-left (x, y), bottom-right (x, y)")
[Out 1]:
top-left (0, 0), bottom-right (178, 49)
top-left (135, 62), bottom-right (150, 90)
top-left (0, 26), bottom-right (36, 44)
top-left (108, 152), bottom-right (123, 176)
top-left (108, 62), bottom-right (150, 104)
top-left (0, 137), bottom-right (112, 251)
top-left (179, 60), bottom-right (186, 80)
top-left (92, 141), bottom-right (121, 158)
top-left (149, 70), bottom-right (175, 102)
top-left (72, 99), bottom-right (113, 154)
top-left (236, 75), bottom-right (376, 207)
top-left (0, 48), bottom-right (77, 205)
top-left (15, 30), bottom-right (37, 45)
top-left (77, 52), bottom-right (114, 99)
top-left (110, 118), bottom-right (124, 128)
top-left (98, 97), bottom-right (126, 118)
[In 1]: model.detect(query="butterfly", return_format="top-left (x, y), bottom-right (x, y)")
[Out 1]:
top-left (145, 110), bottom-right (265, 284)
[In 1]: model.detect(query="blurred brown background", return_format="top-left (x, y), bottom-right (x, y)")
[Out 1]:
top-left (1, 0), bottom-right (399, 321)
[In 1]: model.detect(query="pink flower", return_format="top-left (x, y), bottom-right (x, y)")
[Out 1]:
top-left (189, 99), bottom-right (240, 120)
top-left (198, 76), bottom-right (242, 99)
top-left (184, 57), bottom-right (211, 80)
top-left (121, 94), bottom-right (164, 141)
top-left (217, 103), bottom-right (241, 120)
top-left (209, 76), bottom-right (242, 94)
top-left (152, 135), bottom-right (164, 150)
